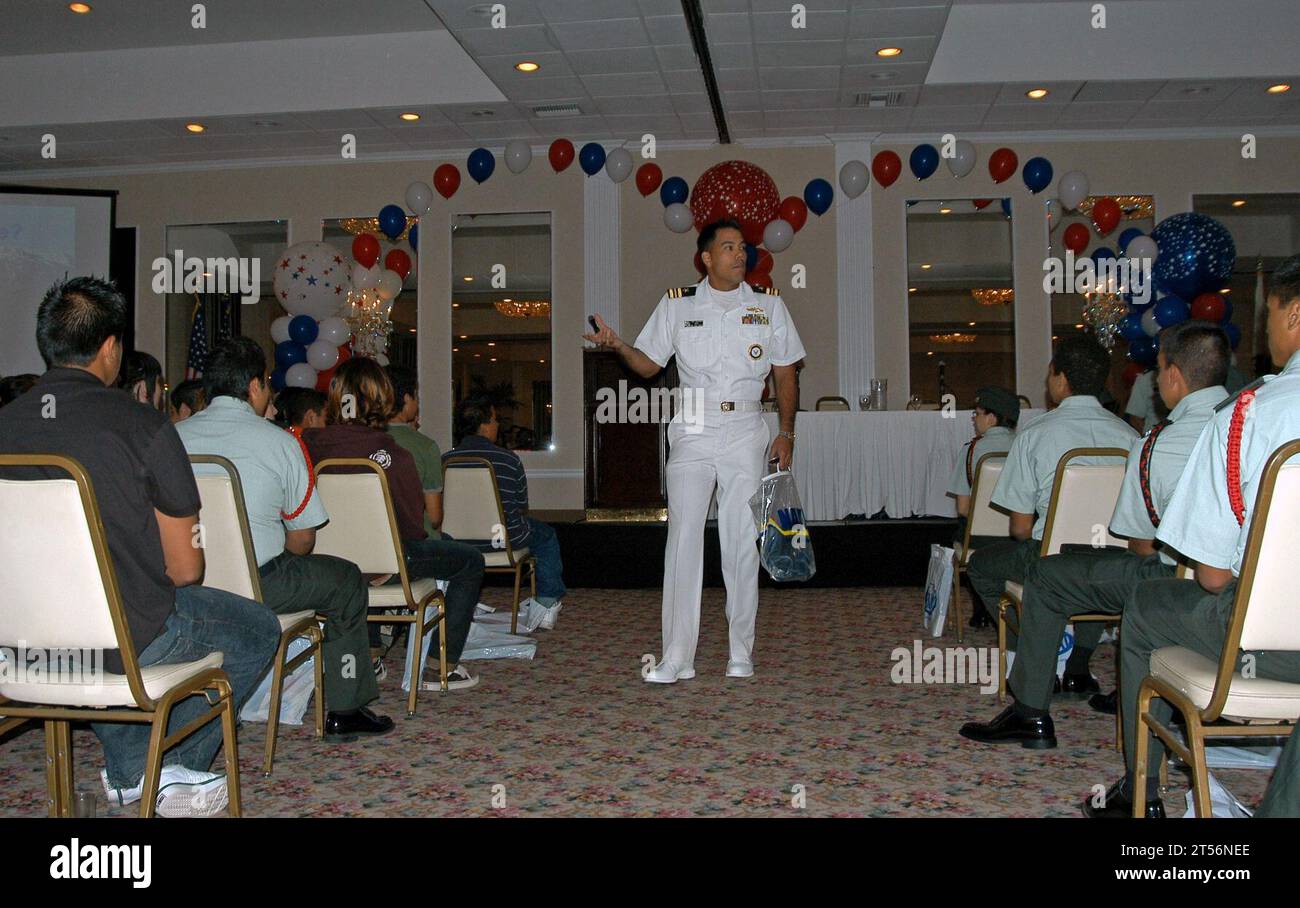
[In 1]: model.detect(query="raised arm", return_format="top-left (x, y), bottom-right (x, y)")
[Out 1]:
top-left (583, 313), bottom-right (663, 380)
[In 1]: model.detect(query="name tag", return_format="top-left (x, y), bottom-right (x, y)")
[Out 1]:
top-left (684, 320), bottom-right (704, 327)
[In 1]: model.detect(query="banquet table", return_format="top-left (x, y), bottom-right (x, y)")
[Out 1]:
top-left (761, 409), bottom-right (1045, 521)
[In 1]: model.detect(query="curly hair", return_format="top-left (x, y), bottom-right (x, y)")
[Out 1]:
top-left (325, 357), bottom-right (395, 429)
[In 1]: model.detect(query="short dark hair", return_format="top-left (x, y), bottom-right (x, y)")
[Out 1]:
top-left (36, 276), bottom-right (128, 368)
top-left (116, 350), bottom-right (163, 401)
top-left (274, 387), bottom-right (326, 428)
top-left (976, 406), bottom-right (1017, 431)
top-left (170, 378), bottom-right (206, 414)
top-left (1050, 334), bottom-right (1111, 398)
top-left (454, 395), bottom-right (495, 445)
top-left (0, 373), bottom-right (38, 407)
top-left (386, 365), bottom-right (417, 414)
top-left (203, 337), bottom-right (266, 402)
top-left (696, 218), bottom-right (744, 256)
top-left (1160, 320), bottom-right (1230, 392)
top-left (1269, 253), bottom-right (1300, 309)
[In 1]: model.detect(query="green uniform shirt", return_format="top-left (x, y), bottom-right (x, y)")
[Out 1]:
top-left (1157, 351), bottom-right (1300, 576)
top-left (992, 395), bottom-right (1138, 540)
top-left (947, 425), bottom-right (1015, 498)
top-left (386, 422), bottom-right (443, 539)
top-left (1109, 384), bottom-right (1229, 565)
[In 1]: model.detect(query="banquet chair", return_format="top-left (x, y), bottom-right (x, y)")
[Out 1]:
top-left (950, 453), bottom-right (1010, 643)
top-left (1017, 395), bottom-right (1032, 410)
top-left (1133, 439), bottom-right (1300, 818)
top-left (312, 459), bottom-right (447, 716)
top-left (0, 453), bottom-right (241, 818)
top-left (997, 448), bottom-right (1130, 715)
top-left (815, 396), bottom-right (850, 411)
top-left (442, 455), bottom-right (536, 635)
top-left (190, 455), bottom-right (323, 776)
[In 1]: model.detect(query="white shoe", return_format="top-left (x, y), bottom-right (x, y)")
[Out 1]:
top-left (102, 768), bottom-right (141, 807)
top-left (538, 601), bottom-right (562, 630)
top-left (422, 662), bottom-right (480, 691)
top-left (726, 659), bottom-right (754, 679)
top-left (644, 661), bottom-right (695, 684)
top-left (154, 766), bottom-right (230, 818)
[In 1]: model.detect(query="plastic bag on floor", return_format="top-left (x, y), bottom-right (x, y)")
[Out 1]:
top-left (1003, 624), bottom-right (1075, 679)
top-left (748, 469), bottom-right (816, 582)
top-left (240, 634), bottom-right (317, 726)
top-left (923, 544), bottom-right (955, 637)
top-left (400, 589), bottom-right (536, 691)
top-left (1182, 770), bottom-right (1254, 818)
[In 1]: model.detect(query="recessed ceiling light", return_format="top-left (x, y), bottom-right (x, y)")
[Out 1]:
top-left (185, 122), bottom-right (205, 133)
top-left (1026, 88), bottom-right (1049, 100)
top-left (487, 342), bottom-right (495, 347)
top-left (453, 347), bottom-right (460, 352)
top-left (515, 61), bottom-right (540, 73)
top-left (1221, 288), bottom-right (1231, 294)
top-left (1232, 199), bottom-right (1247, 207)
top-left (939, 206), bottom-right (952, 214)
top-left (490, 357), bottom-right (497, 362)
top-left (399, 112), bottom-right (420, 121)
top-left (876, 47), bottom-right (902, 58)
top-left (1267, 83), bottom-right (1291, 94)
top-left (968, 322), bottom-right (976, 327)
top-left (926, 351), bottom-right (934, 356)
top-left (459, 335), bottom-right (468, 339)
top-left (909, 287), bottom-right (917, 292)
top-left (68, 2), bottom-right (91, 12)
top-left (1075, 323), bottom-right (1084, 329)
top-left (463, 276), bottom-right (474, 282)
top-left (920, 263), bottom-right (932, 270)
top-left (452, 303), bottom-right (460, 308)
top-left (539, 359), bottom-right (546, 364)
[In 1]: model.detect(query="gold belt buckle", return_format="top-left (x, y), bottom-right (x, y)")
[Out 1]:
top-left (720, 401), bottom-right (735, 412)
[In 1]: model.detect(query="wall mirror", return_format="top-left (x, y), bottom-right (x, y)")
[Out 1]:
top-left (322, 217), bottom-right (417, 370)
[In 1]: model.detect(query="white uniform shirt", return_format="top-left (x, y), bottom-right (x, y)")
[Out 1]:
top-left (634, 279), bottom-right (806, 402)
top-left (1124, 369), bottom-right (1159, 432)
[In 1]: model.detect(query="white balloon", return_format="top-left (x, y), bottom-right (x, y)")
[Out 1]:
top-left (306, 339), bottom-right (340, 371)
top-left (405, 181), bottom-right (433, 215)
top-left (272, 241), bottom-right (354, 321)
top-left (763, 218), bottom-right (794, 253)
top-left (947, 139), bottom-right (976, 178)
top-left (1058, 170), bottom-right (1090, 211)
top-left (838, 160), bottom-right (869, 199)
top-left (317, 316), bottom-right (351, 346)
top-left (664, 202), bottom-right (694, 233)
top-left (350, 263), bottom-right (379, 290)
top-left (605, 147), bottom-right (634, 183)
top-left (375, 269), bottom-right (403, 301)
top-left (1127, 235), bottom-right (1158, 264)
top-left (1141, 307), bottom-right (1161, 337)
top-left (504, 139), bottom-right (533, 174)
top-left (285, 362), bottom-right (318, 389)
top-left (270, 315), bottom-right (293, 344)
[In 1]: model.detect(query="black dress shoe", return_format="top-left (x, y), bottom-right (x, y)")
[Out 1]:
top-left (324, 707), bottom-right (395, 743)
top-left (960, 706), bottom-right (1057, 749)
top-left (1081, 779), bottom-right (1164, 818)
top-left (1057, 673), bottom-right (1101, 700)
top-left (1089, 689), bottom-right (1118, 715)
top-left (968, 608), bottom-right (992, 629)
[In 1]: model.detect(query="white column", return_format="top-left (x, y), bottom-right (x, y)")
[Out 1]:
top-left (836, 139), bottom-right (875, 403)
top-left (584, 165), bottom-right (621, 335)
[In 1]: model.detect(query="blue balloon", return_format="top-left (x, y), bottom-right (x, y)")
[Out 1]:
top-left (578, 142), bottom-right (606, 176)
top-left (744, 242), bottom-right (758, 274)
top-left (408, 224), bottom-right (419, 252)
top-left (804, 178), bottom-right (834, 216)
top-left (1154, 295), bottom-right (1190, 328)
top-left (1000, 198), bottom-right (1012, 218)
top-left (378, 204), bottom-right (406, 240)
top-left (1118, 227), bottom-right (1143, 253)
top-left (275, 340), bottom-right (306, 371)
top-left (1224, 321), bottom-right (1242, 349)
top-left (288, 314), bottom-right (318, 346)
top-left (1119, 313), bottom-right (1146, 343)
top-left (660, 176), bottom-right (688, 206)
top-left (1128, 335), bottom-right (1158, 366)
top-left (1092, 246), bottom-right (1116, 264)
top-left (1151, 212), bottom-right (1236, 301)
top-left (1022, 156), bottom-right (1053, 194)
top-left (270, 368), bottom-right (286, 392)
top-left (909, 143), bottom-right (939, 181)
top-left (467, 147), bottom-right (495, 184)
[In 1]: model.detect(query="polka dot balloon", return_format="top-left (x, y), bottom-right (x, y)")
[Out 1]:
top-left (688, 160), bottom-right (781, 247)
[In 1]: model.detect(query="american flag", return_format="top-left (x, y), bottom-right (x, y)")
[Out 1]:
top-left (185, 300), bottom-right (209, 380)
top-left (216, 296), bottom-right (235, 345)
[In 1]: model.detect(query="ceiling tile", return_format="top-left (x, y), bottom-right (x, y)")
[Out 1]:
top-left (849, 4), bottom-right (948, 38)
top-left (456, 24), bottom-right (557, 56)
top-left (506, 76), bottom-right (592, 101)
top-left (538, 0), bottom-right (641, 23)
top-left (727, 111), bottom-right (763, 129)
top-left (1074, 80), bottom-right (1166, 103)
top-left (677, 113), bottom-right (719, 132)
top-left (567, 46), bottom-right (661, 74)
top-left (724, 90), bottom-right (763, 111)
top-left (638, 0), bottom-right (688, 16)
top-left (759, 66), bottom-right (841, 91)
top-left (747, 0), bottom-right (847, 11)
top-left (980, 103), bottom-right (1065, 126)
top-left (763, 109), bottom-right (838, 129)
top-left (604, 114), bottom-right (685, 134)
top-left (429, 1), bottom-right (544, 29)
top-left (718, 68), bottom-right (759, 91)
top-left (654, 44), bottom-right (700, 70)
top-left (1137, 99), bottom-right (1223, 120)
top-left (752, 40), bottom-right (845, 67)
top-left (476, 51), bottom-right (574, 80)
top-left (670, 93), bottom-right (712, 114)
top-left (1151, 80), bottom-right (1236, 102)
top-left (644, 15), bottom-right (691, 44)
top-left (841, 62), bottom-right (930, 90)
top-left (549, 18), bottom-right (649, 51)
top-left (751, 10), bottom-right (848, 42)
top-left (906, 105), bottom-right (988, 128)
top-left (705, 12), bottom-right (751, 43)
top-left (1061, 100), bottom-right (1147, 122)
top-left (917, 83), bottom-right (1000, 106)
top-left (582, 72), bottom-right (668, 96)
top-left (442, 103), bottom-right (529, 123)
top-left (844, 35), bottom-right (935, 62)
top-left (992, 82), bottom-right (1082, 105)
top-left (594, 94), bottom-right (677, 115)
top-left (761, 89), bottom-right (841, 110)
top-left (663, 70), bottom-right (707, 93)
top-left (838, 107), bottom-right (912, 129)
top-left (710, 43), bottom-right (754, 68)
top-left (459, 120), bottom-right (540, 140)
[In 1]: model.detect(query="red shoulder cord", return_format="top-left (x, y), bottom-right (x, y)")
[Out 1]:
top-left (1226, 389), bottom-right (1256, 527)
top-left (1138, 418), bottom-right (1170, 527)
top-left (281, 425), bottom-right (316, 520)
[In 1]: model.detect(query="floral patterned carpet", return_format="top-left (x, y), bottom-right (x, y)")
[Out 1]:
top-left (0, 586), bottom-right (1272, 818)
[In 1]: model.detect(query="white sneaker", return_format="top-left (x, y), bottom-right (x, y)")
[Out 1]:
top-left (422, 662), bottom-right (480, 692)
top-left (155, 766), bottom-right (229, 817)
top-left (102, 768), bottom-right (141, 807)
top-left (538, 601), bottom-right (562, 630)
top-left (644, 661), bottom-right (696, 684)
top-left (726, 659), bottom-right (754, 679)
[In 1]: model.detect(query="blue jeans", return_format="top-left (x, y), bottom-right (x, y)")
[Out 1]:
top-left (94, 584), bottom-right (280, 789)
top-left (525, 517), bottom-right (566, 605)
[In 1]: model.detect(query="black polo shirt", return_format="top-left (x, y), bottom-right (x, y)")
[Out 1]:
top-left (0, 367), bottom-right (201, 673)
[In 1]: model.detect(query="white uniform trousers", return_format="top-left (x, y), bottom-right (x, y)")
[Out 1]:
top-left (661, 410), bottom-right (770, 668)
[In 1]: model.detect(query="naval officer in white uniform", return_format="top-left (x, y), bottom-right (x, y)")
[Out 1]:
top-left (584, 218), bottom-right (806, 681)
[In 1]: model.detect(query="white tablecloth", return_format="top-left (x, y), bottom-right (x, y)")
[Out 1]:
top-left (762, 409), bottom-right (1044, 521)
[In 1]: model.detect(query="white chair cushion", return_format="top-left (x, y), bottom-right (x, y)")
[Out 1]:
top-left (367, 576), bottom-right (440, 609)
top-left (277, 610), bottom-right (317, 632)
top-left (1150, 646), bottom-right (1300, 721)
top-left (1004, 581), bottom-right (1023, 603)
top-left (484, 547), bottom-right (530, 569)
top-left (0, 652), bottom-right (224, 708)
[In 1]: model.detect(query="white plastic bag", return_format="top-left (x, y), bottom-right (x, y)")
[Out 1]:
top-left (400, 589), bottom-right (537, 691)
top-left (748, 469), bottom-right (815, 582)
top-left (1003, 624), bottom-right (1075, 679)
top-left (240, 634), bottom-right (317, 725)
top-left (1182, 771), bottom-right (1254, 818)
top-left (923, 544), bottom-right (955, 637)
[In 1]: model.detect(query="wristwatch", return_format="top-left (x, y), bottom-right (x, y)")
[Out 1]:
top-left (778, 430), bottom-right (797, 441)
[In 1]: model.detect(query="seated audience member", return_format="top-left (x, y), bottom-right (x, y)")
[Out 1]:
top-left (1257, 721), bottom-right (1300, 817)
top-left (961, 321), bottom-right (1230, 749)
top-left (117, 349), bottom-right (165, 411)
top-left (385, 365), bottom-right (444, 539)
top-left (177, 337), bottom-right (393, 741)
top-left (445, 396), bottom-right (566, 631)
top-left (0, 277), bottom-right (278, 816)
top-left (169, 378), bottom-right (206, 423)
top-left (1089, 255), bottom-right (1300, 818)
top-left (0, 373), bottom-right (38, 407)
top-left (303, 358), bottom-right (485, 691)
top-left (966, 335), bottom-right (1137, 648)
top-left (274, 386), bottom-right (327, 431)
top-left (1123, 367), bottom-right (1161, 433)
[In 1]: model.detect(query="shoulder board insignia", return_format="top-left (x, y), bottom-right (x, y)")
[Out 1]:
top-left (1214, 377), bottom-right (1267, 412)
top-left (666, 286), bottom-right (697, 299)
top-left (749, 283), bottom-right (779, 295)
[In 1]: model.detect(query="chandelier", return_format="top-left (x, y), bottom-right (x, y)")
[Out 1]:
top-left (338, 217), bottom-right (414, 242)
top-left (929, 332), bottom-right (978, 344)
top-left (970, 288), bottom-right (1014, 307)
top-left (494, 299), bottom-right (551, 319)
top-left (1076, 195), bottom-right (1154, 220)
top-left (345, 286), bottom-right (394, 357)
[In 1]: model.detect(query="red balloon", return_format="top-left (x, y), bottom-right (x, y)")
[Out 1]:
top-left (688, 160), bottom-right (780, 247)
top-left (778, 196), bottom-right (808, 232)
top-left (1091, 197), bottom-right (1121, 237)
top-left (752, 248), bottom-right (773, 276)
top-left (1191, 292), bottom-right (1226, 322)
top-left (988, 147), bottom-right (1018, 184)
top-left (693, 250), bottom-right (706, 276)
top-left (972, 198), bottom-right (993, 210)
top-left (635, 162), bottom-right (663, 197)
top-left (872, 150), bottom-right (902, 189)
top-left (434, 163), bottom-right (460, 199)
top-left (351, 234), bottom-right (380, 269)
top-left (384, 248), bottom-right (412, 281)
top-left (1121, 362), bottom-right (1145, 387)
top-left (747, 271), bottom-right (773, 290)
top-left (548, 139), bottom-right (575, 173)
top-left (1063, 222), bottom-right (1090, 254)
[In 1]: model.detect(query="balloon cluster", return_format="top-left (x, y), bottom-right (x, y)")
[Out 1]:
top-left (270, 240), bottom-right (360, 391)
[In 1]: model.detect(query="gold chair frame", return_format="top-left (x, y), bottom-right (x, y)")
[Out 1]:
top-left (950, 451), bottom-right (1008, 644)
top-left (814, 396), bottom-right (851, 411)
